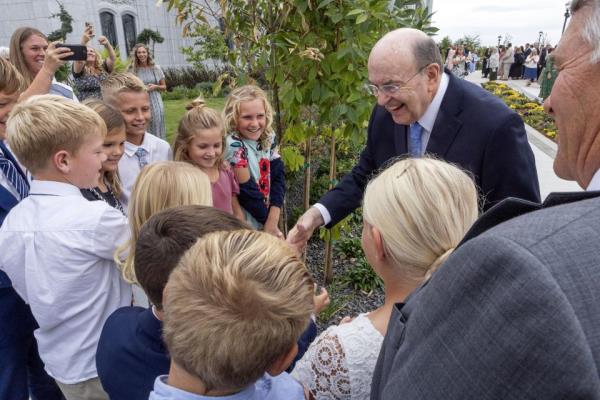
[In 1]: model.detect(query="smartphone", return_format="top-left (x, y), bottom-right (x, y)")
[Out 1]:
top-left (56, 44), bottom-right (87, 61)
top-left (85, 22), bottom-right (95, 38)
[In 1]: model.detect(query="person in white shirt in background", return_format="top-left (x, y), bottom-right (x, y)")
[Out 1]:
top-left (100, 72), bottom-right (171, 208)
top-left (0, 95), bottom-right (131, 400)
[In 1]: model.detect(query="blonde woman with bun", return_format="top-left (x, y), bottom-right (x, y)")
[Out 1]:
top-left (114, 161), bottom-right (212, 306)
top-left (292, 157), bottom-right (479, 400)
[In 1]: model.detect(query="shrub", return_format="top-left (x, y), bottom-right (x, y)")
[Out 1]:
top-left (341, 258), bottom-right (383, 293)
top-left (482, 82), bottom-right (557, 142)
top-left (336, 237), bottom-right (363, 259)
top-left (161, 85), bottom-right (202, 101)
top-left (163, 65), bottom-right (226, 90)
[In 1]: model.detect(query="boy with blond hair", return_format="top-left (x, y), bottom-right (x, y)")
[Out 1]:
top-left (0, 59), bottom-right (63, 399)
top-left (0, 95), bottom-right (132, 400)
top-left (151, 230), bottom-right (314, 399)
top-left (101, 72), bottom-right (171, 207)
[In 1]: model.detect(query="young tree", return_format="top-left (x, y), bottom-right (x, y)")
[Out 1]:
top-left (136, 28), bottom-right (165, 56)
top-left (162, 0), bottom-right (436, 280)
top-left (47, 1), bottom-right (73, 42)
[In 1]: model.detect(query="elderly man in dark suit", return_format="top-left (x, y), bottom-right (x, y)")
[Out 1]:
top-left (371, 1), bottom-right (600, 398)
top-left (288, 28), bottom-right (540, 249)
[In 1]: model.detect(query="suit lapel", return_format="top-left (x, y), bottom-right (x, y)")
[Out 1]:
top-left (459, 191), bottom-right (600, 247)
top-left (394, 122), bottom-right (409, 156)
top-left (426, 71), bottom-right (463, 158)
top-left (0, 184), bottom-right (19, 213)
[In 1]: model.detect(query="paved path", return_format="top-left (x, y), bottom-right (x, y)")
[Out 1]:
top-left (464, 73), bottom-right (581, 198)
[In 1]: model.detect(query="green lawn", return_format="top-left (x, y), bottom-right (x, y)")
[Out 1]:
top-left (164, 97), bottom-right (226, 144)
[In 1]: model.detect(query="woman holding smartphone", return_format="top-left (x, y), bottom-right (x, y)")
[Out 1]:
top-left (9, 26), bottom-right (77, 101)
top-left (72, 23), bottom-right (117, 101)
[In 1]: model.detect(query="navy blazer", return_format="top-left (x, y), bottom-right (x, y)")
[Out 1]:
top-left (319, 71), bottom-right (541, 227)
top-left (0, 141), bottom-right (28, 288)
top-left (0, 141), bottom-right (27, 227)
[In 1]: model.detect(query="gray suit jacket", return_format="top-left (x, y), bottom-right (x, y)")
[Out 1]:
top-left (371, 195), bottom-right (600, 399)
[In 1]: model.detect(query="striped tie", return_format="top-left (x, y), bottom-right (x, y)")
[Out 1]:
top-left (0, 152), bottom-right (29, 199)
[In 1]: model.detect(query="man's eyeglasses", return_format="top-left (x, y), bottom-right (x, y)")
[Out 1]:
top-left (365, 64), bottom-right (430, 97)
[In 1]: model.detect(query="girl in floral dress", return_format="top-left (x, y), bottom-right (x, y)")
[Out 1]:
top-left (223, 85), bottom-right (285, 236)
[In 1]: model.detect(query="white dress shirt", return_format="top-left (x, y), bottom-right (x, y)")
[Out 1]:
top-left (0, 180), bottom-right (132, 384)
top-left (587, 169), bottom-right (600, 191)
top-left (315, 72), bottom-right (451, 226)
top-left (118, 132), bottom-right (172, 207)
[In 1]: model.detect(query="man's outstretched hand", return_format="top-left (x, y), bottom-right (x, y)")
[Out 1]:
top-left (286, 207), bottom-right (324, 253)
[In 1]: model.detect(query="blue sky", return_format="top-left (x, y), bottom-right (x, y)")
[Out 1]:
top-left (431, 0), bottom-right (570, 46)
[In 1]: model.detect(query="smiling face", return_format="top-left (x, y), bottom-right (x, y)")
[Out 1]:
top-left (68, 131), bottom-right (107, 188)
top-left (21, 34), bottom-right (47, 76)
top-left (114, 91), bottom-right (151, 144)
top-left (186, 128), bottom-right (223, 170)
top-left (368, 50), bottom-right (440, 125)
top-left (101, 127), bottom-right (126, 173)
top-left (543, 6), bottom-right (600, 187)
top-left (86, 46), bottom-right (96, 65)
top-left (136, 46), bottom-right (148, 65)
top-left (236, 99), bottom-right (266, 141)
top-left (0, 90), bottom-right (20, 140)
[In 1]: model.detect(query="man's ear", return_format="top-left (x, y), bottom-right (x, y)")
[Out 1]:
top-left (266, 343), bottom-right (298, 376)
top-left (370, 225), bottom-right (386, 262)
top-left (53, 150), bottom-right (71, 174)
top-left (426, 62), bottom-right (441, 82)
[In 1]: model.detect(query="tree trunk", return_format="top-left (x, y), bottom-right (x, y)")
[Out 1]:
top-left (324, 132), bottom-right (336, 283)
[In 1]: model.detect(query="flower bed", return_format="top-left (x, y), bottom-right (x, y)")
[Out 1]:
top-left (482, 82), bottom-right (557, 141)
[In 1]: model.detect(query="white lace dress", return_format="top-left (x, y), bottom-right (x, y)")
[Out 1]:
top-left (292, 313), bottom-right (384, 400)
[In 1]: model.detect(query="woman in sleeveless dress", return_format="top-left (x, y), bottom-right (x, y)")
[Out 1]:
top-left (129, 43), bottom-right (166, 140)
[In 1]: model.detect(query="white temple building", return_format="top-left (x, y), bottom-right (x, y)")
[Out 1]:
top-left (0, 0), bottom-right (193, 67)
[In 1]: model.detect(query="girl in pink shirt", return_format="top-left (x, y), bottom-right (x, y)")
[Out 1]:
top-left (173, 98), bottom-right (245, 220)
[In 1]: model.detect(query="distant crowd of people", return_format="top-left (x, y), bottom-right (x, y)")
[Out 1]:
top-left (483, 42), bottom-right (557, 98)
top-left (443, 42), bottom-right (558, 99)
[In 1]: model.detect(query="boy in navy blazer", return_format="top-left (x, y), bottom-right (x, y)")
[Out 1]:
top-left (0, 58), bottom-right (63, 400)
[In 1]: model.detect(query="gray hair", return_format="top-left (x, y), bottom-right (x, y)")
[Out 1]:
top-left (413, 35), bottom-right (443, 70)
top-left (571, 0), bottom-right (600, 63)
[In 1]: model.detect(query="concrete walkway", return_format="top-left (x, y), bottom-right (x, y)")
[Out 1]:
top-left (464, 73), bottom-right (581, 198)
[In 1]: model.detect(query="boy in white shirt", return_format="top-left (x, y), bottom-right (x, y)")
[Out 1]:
top-left (0, 95), bottom-right (132, 400)
top-left (101, 73), bottom-right (171, 207)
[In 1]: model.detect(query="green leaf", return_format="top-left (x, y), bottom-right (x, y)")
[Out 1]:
top-left (280, 147), bottom-right (305, 172)
top-left (317, 0), bottom-right (334, 9)
top-left (355, 14), bottom-right (368, 24)
top-left (346, 8), bottom-right (364, 16)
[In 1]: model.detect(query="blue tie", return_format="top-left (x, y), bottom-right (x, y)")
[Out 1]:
top-left (409, 122), bottom-right (423, 157)
top-left (134, 147), bottom-right (149, 169)
top-left (0, 151), bottom-right (29, 199)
